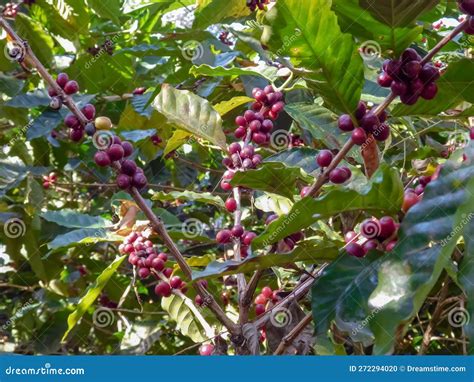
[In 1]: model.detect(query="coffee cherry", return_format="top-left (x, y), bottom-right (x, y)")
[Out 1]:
top-left (195, 294), bottom-right (204, 306)
top-left (252, 154), bottom-right (262, 167)
top-left (255, 294), bottom-right (267, 305)
top-left (402, 191), bottom-right (420, 212)
top-left (363, 240), bottom-right (378, 253)
top-left (415, 184), bottom-right (425, 195)
top-left (355, 101), bottom-right (367, 120)
top-left (43, 181), bottom-right (50, 189)
top-left (338, 114), bottom-right (354, 132)
top-left (300, 186), bottom-right (311, 197)
top-left (261, 119), bottom-right (273, 133)
top-left (401, 48), bottom-right (421, 63)
top-left (95, 116), bottom-right (112, 130)
top-left (255, 304), bottom-right (265, 316)
top-left (85, 122), bottom-right (96, 136)
top-left (241, 145), bottom-right (255, 159)
top-left (421, 82), bottom-right (438, 100)
top-left (120, 159), bottom-right (137, 176)
top-left (225, 198), bottom-right (237, 212)
top-left (163, 268), bottom-right (173, 278)
top-left (316, 150), bottom-right (333, 167)
top-left (391, 81), bottom-right (408, 96)
top-left (458, 0), bottom-right (474, 15)
top-left (346, 242), bottom-right (365, 258)
top-left (470, 127), bottom-right (474, 140)
top-left (261, 286), bottom-right (273, 298)
top-left (220, 180), bottom-right (232, 191)
top-left (133, 87), bottom-right (146, 95)
top-left (199, 344), bottom-right (214, 356)
top-left (138, 267), bottom-right (150, 279)
top-left (377, 72), bottom-right (393, 87)
top-left (132, 173), bottom-right (148, 189)
top-left (49, 96), bottom-right (62, 110)
top-left (56, 72), bottom-right (69, 88)
top-left (244, 110), bottom-right (256, 122)
top-left (231, 225), bottom-right (244, 237)
top-left (70, 129), bottom-right (84, 142)
top-left (411, 79), bottom-right (425, 97)
top-left (116, 174), bottom-right (131, 189)
top-left (170, 276), bottom-right (182, 289)
top-left (151, 257), bottom-right (165, 271)
top-left (65, 114), bottom-right (79, 128)
top-left (228, 142), bottom-right (241, 154)
top-left (154, 282), bottom-right (172, 297)
top-left (243, 231), bottom-right (257, 245)
top-left (402, 60), bottom-right (421, 79)
top-left (344, 231), bottom-right (357, 243)
top-left (329, 168), bottom-right (349, 184)
top-left (378, 216), bottom-right (397, 239)
top-left (385, 60), bottom-right (402, 78)
top-left (121, 141), bottom-right (133, 157)
top-left (235, 126), bottom-right (247, 139)
top-left (48, 87), bottom-right (58, 97)
top-left (373, 123), bottom-right (390, 141)
top-left (82, 104), bottom-right (96, 120)
top-left (419, 64), bottom-right (440, 83)
top-left (216, 229), bottom-right (232, 244)
top-left (360, 112), bottom-right (379, 133)
top-left (252, 132), bottom-right (266, 145)
top-left (385, 240), bottom-right (398, 252)
top-left (64, 80), bottom-right (79, 95)
top-left (107, 144), bottom-right (124, 161)
top-left (351, 127), bottom-right (367, 145)
top-left (271, 101), bottom-right (285, 114)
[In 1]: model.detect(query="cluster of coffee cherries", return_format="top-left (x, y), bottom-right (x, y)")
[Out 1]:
top-left (119, 231), bottom-right (187, 298)
top-left (402, 173), bottom-right (435, 213)
top-left (216, 224), bottom-right (256, 258)
top-left (378, 48), bottom-right (440, 105)
top-left (87, 38), bottom-right (114, 56)
top-left (338, 101), bottom-right (390, 146)
top-left (42, 172), bottom-right (57, 189)
top-left (218, 31), bottom-right (233, 46)
top-left (254, 286), bottom-right (280, 316)
top-left (246, 0), bottom-right (269, 11)
top-left (64, 104), bottom-right (97, 142)
top-left (345, 215), bottom-right (399, 257)
top-left (266, 214), bottom-right (304, 252)
top-left (2, 2), bottom-right (18, 17)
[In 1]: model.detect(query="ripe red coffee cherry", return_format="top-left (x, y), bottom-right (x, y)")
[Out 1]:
top-left (402, 60), bottom-right (421, 78)
top-left (419, 64), bottom-right (440, 83)
top-left (402, 48), bottom-right (421, 63)
top-left (373, 123), bottom-right (390, 141)
top-left (385, 60), bottom-right (401, 78)
top-left (225, 198), bottom-right (237, 212)
top-left (121, 159), bottom-right (137, 176)
top-left (252, 154), bottom-right (262, 166)
top-left (65, 114), bottom-right (79, 128)
top-left (415, 184), bottom-right (425, 195)
top-left (151, 257), bottom-right (165, 271)
top-left (216, 229), bottom-right (232, 244)
top-left (163, 268), bottom-right (173, 278)
top-left (360, 112), bottom-right (379, 133)
top-left (116, 174), bottom-right (131, 189)
top-left (56, 72), bottom-right (69, 88)
top-left (377, 72), bottom-right (393, 87)
top-left (64, 80), bottom-right (79, 95)
top-left (344, 231), bottom-right (357, 243)
top-left (391, 81), bottom-right (408, 96)
top-left (329, 168), bottom-right (349, 184)
top-left (235, 126), bottom-right (246, 139)
top-left (470, 127), bottom-right (474, 140)
top-left (346, 242), bottom-right (365, 258)
top-left (261, 286), bottom-right (273, 298)
top-left (338, 114), bottom-right (354, 131)
top-left (244, 110), bottom-right (256, 122)
top-left (421, 82), bottom-right (438, 100)
top-left (199, 344), bottom-right (214, 356)
top-left (154, 282), bottom-right (172, 297)
top-left (385, 240), bottom-right (398, 252)
top-left (254, 90), bottom-right (267, 103)
top-left (94, 151), bottom-right (111, 167)
top-left (252, 132), bottom-right (266, 145)
top-left (458, 0), bottom-right (474, 15)
top-left (107, 144), bottom-right (124, 161)
top-left (242, 158), bottom-right (253, 169)
top-left (378, 216), bottom-right (397, 239)
top-left (231, 225), bottom-right (244, 237)
top-left (316, 150), bottom-right (333, 167)
top-left (241, 145), bottom-right (255, 159)
top-left (355, 101), bottom-right (367, 120)
top-left (195, 294), bottom-right (204, 306)
top-left (121, 141), bottom-right (134, 157)
top-left (235, 116), bottom-right (247, 126)
top-left (363, 240), bottom-right (378, 253)
top-left (300, 186), bottom-right (311, 197)
top-left (243, 231), bottom-right (257, 245)
top-left (419, 175), bottom-right (432, 186)
top-left (254, 294), bottom-right (267, 305)
top-left (351, 127), bottom-right (367, 145)
top-left (220, 180), bottom-right (232, 191)
top-left (400, 93), bottom-right (418, 106)
top-left (82, 104), bottom-right (96, 120)
top-left (170, 276), bottom-right (182, 289)
top-left (228, 142), bottom-right (241, 154)
top-left (402, 191), bottom-right (420, 212)
top-left (132, 173), bottom-right (147, 189)
top-left (255, 304), bottom-right (265, 316)
top-left (261, 119), bottom-right (273, 133)
top-left (271, 101), bottom-right (285, 114)
top-left (138, 267), bottom-right (150, 279)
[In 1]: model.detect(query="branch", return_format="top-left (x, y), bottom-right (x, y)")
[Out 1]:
top-left (273, 312), bottom-right (312, 355)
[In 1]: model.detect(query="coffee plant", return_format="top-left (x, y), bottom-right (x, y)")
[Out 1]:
top-left (0, 0), bottom-right (473, 356)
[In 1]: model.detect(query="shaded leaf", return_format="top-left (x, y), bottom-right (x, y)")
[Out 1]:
top-left (152, 190), bottom-right (224, 208)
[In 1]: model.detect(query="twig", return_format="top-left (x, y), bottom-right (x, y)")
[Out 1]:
top-left (273, 312), bottom-right (313, 355)
top-left (240, 270), bottom-right (264, 322)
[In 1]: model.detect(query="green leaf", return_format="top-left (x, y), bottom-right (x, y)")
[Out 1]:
top-left (88, 0), bottom-right (121, 24)
top-left (152, 190), bottom-right (224, 208)
top-left (392, 58), bottom-right (474, 116)
top-left (230, 162), bottom-right (313, 200)
top-left (152, 84), bottom-right (227, 150)
top-left (264, 0), bottom-right (364, 114)
top-left (359, 0), bottom-right (440, 27)
top-left (163, 129), bottom-right (192, 156)
top-left (190, 64), bottom-right (279, 82)
top-left (193, 240), bottom-right (340, 280)
top-left (193, 0), bottom-right (251, 29)
top-left (27, 110), bottom-right (64, 141)
top-left (214, 96), bottom-right (254, 116)
top-left (264, 147), bottom-right (321, 175)
top-left (254, 193), bottom-right (294, 215)
top-left (253, 165), bottom-right (403, 248)
top-left (47, 228), bottom-right (121, 250)
top-left (62, 255), bottom-right (126, 341)
top-left (41, 209), bottom-right (112, 229)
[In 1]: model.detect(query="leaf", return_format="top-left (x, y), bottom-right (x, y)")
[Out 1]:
top-left (163, 129), bottom-right (192, 156)
top-left (62, 255), bottom-right (126, 341)
top-left (230, 162), bottom-right (313, 200)
top-left (161, 294), bottom-right (208, 342)
top-left (152, 84), bottom-right (227, 150)
top-left (192, 240), bottom-right (340, 280)
top-left (0, 158), bottom-right (47, 197)
top-left (47, 228), bottom-right (121, 250)
top-left (152, 190), bottom-right (224, 208)
top-left (190, 64), bottom-right (279, 82)
top-left (193, 0), bottom-right (251, 29)
top-left (41, 209), bottom-right (112, 229)
top-left (264, 0), bottom-right (364, 114)
top-left (284, 103), bottom-right (344, 149)
top-left (6, 89), bottom-right (51, 108)
top-left (120, 321), bottom-right (163, 354)
top-left (254, 193), bottom-right (293, 215)
top-left (392, 58), bottom-right (474, 116)
top-left (252, 165), bottom-right (403, 248)
top-left (15, 13), bottom-right (54, 65)
top-left (359, 0), bottom-right (440, 27)
top-left (27, 109), bottom-right (65, 140)
top-left (264, 147), bottom-right (321, 175)
top-left (214, 96), bottom-right (254, 116)
top-left (88, 0), bottom-right (121, 24)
